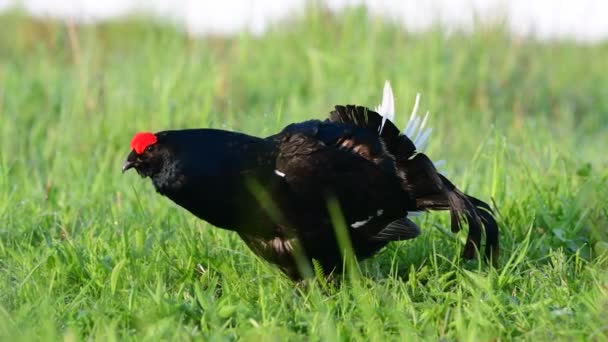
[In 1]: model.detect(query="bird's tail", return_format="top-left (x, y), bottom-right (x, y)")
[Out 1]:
top-left (328, 81), bottom-right (498, 264)
top-left (398, 152), bottom-right (499, 264)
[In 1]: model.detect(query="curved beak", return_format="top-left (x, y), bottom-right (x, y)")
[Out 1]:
top-left (122, 160), bottom-right (135, 173)
top-left (122, 150), bottom-right (138, 173)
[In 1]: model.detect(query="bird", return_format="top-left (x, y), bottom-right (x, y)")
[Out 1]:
top-left (122, 81), bottom-right (498, 279)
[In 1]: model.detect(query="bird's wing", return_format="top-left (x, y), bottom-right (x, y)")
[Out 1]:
top-left (327, 104), bottom-right (499, 263)
top-left (274, 121), bottom-right (418, 242)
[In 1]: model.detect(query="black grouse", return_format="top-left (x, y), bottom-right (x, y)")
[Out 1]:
top-left (122, 82), bottom-right (498, 279)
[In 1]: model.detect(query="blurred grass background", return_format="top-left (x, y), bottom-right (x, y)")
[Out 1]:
top-left (0, 6), bottom-right (607, 341)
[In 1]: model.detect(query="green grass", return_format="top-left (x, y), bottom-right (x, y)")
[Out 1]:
top-left (1, 6), bottom-right (607, 341)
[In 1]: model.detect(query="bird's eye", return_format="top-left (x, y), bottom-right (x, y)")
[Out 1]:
top-left (145, 145), bottom-right (153, 153)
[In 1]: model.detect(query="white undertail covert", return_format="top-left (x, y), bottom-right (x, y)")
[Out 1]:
top-left (375, 80), bottom-right (445, 168)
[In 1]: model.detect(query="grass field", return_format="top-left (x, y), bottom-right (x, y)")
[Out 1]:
top-left (1, 6), bottom-right (607, 341)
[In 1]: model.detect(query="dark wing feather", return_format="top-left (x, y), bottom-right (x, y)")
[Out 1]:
top-left (327, 104), bottom-right (499, 264)
top-left (329, 105), bottom-right (416, 160)
top-left (370, 218), bottom-right (421, 241)
top-left (274, 122), bottom-right (416, 242)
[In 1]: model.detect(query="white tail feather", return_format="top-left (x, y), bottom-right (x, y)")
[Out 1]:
top-left (404, 93), bottom-right (421, 135)
top-left (433, 160), bottom-right (446, 168)
top-left (375, 80), bottom-right (395, 134)
top-left (404, 117), bottom-right (420, 137)
top-left (414, 127), bottom-right (432, 151)
top-left (419, 110), bottom-right (430, 133)
top-left (375, 80), bottom-right (445, 169)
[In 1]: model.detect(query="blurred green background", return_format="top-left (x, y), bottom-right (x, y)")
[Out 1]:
top-left (0, 6), bottom-right (607, 341)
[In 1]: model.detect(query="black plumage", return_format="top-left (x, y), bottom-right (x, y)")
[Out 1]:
top-left (123, 105), bottom-right (498, 279)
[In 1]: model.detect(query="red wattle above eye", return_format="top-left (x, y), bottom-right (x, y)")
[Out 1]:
top-left (130, 132), bottom-right (157, 154)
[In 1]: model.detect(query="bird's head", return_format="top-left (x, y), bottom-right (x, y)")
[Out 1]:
top-left (122, 132), bottom-right (167, 178)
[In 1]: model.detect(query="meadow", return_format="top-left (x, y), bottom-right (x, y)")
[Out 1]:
top-left (0, 7), bottom-right (607, 341)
